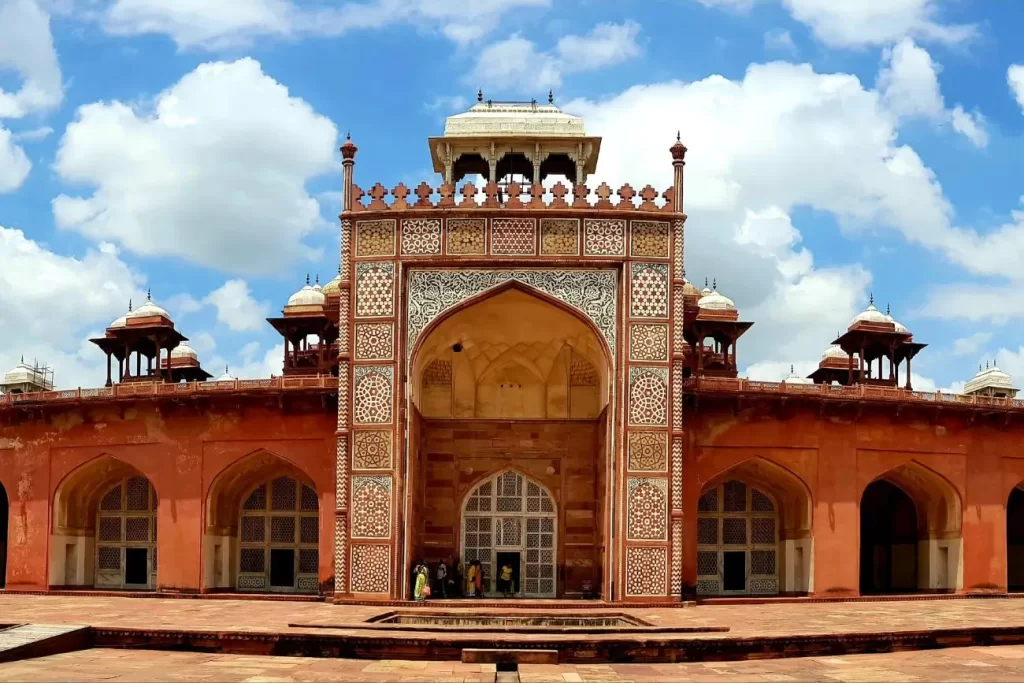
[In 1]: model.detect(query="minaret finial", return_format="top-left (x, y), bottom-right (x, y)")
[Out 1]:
top-left (147, 288), bottom-right (151, 301)
top-left (986, 360), bottom-right (990, 369)
top-left (790, 364), bottom-right (795, 374)
top-left (338, 263), bottom-right (342, 274)
top-left (306, 273), bottom-right (310, 286)
top-left (477, 89), bottom-right (483, 103)
top-left (677, 130), bottom-right (681, 142)
top-left (704, 277), bottom-right (708, 287)
top-left (548, 89), bottom-right (553, 104)
top-left (345, 131), bottom-right (350, 141)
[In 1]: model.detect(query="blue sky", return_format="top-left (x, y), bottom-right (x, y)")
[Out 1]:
top-left (1, 0), bottom-right (1024, 391)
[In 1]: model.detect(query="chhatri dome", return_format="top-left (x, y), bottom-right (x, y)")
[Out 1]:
top-left (171, 344), bottom-right (198, 361)
top-left (322, 267), bottom-right (342, 296)
top-left (697, 280), bottom-right (736, 312)
top-left (215, 365), bottom-right (235, 382)
top-left (783, 364), bottom-right (813, 384)
top-left (286, 275), bottom-right (326, 308)
top-left (850, 295), bottom-right (889, 326)
top-left (964, 361), bottom-right (1018, 399)
top-left (126, 290), bottom-right (171, 321)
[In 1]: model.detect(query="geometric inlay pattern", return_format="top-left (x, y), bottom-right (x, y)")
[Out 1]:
top-left (540, 218), bottom-right (579, 255)
top-left (491, 217), bottom-right (536, 255)
top-left (629, 323), bottom-right (669, 362)
top-left (631, 220), bottom-right (670, 258)
top-left (584, 218), bottom-right (625, 256)
top-left (625, 546), bottom-right (667, 597)
top-left (628, 431), bottom-right (668, 472)
top-left (672, 362), bottom-right (683, 430)
top-left (336, 436), bottom-right (348, 509)
top-left (351, 476), bottom-right (392, 538)
top-left (447, 218), bottom-right (486, 255)
top-left (627, 477), bottom-right (668, 541)
top-left (355, 261), bottom-right (395, 317)
top-left (353, 365), bottom-right (394, 424)
top-left (671, 518), bottom-right (683, 597)
top-left (401, 218), bottom-right (442, 255)
top-left (630, 263), bottom-right (669, 318)
top-left (355, 219), bottom-right (396, 257)
top-left (334, 515), bottom-right (346, 593)
top-left (350, 543), bottom-right (390, 593)
top-left (407, 269), bottom-right (618, 357)
top-left (352, 430), bottom-right (393, 470)
top-left (629, 366), bottom-right (668, 426)
top-left (673, 219), bottom-right (684, 275)
top-left (355, 322), bottom-right (394, 361)
top-left (671, 438), bottom-right (683, 511)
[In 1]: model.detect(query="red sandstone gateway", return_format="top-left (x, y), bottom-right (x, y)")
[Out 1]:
top-left (1, 96), bottom-right (1023, 602)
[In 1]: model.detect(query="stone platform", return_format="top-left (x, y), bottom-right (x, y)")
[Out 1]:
top-left (4, 594), bottom-right (1024, 664)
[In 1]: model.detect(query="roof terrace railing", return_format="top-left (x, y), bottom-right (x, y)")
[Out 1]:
top-left (346, 181), bottom-right (679, 213)
top-left (0, 375), bottom-right (336, 408)
top-left (685, 377), bottom-right (1024, 411)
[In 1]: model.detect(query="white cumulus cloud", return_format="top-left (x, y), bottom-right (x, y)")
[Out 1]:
top-left (204, 279), bottom-right (271, 332)
top-left (472, 22), bottom-right (641, 91)
top-left (52, 58), bottom-right (338, 274)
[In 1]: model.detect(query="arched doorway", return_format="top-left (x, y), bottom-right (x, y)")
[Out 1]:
top-left (859, 462), bottom-right (962, 594)
top-left (462, 470), bottom-right (557, 597)
top-left (695, 459), bottom-right (813, 597)
top-left (0, 482), bottom-right (7, 588)
top-left (697, 481), bottom-right (780, 595)
top-left (1008, 487), bottom-right (1024, 591)
top-left (50, 455), bottom-right (158, 589)
top-left (860, 480), bottom-right (917, 594)
top-left (95, 476), bottom-right (157, 589)
top-left (204, 451), bottom-right (322, 594)
top-left (237, 475), bottom-right (319, 593)
top-left (406, 284), bottom-right (612, 598)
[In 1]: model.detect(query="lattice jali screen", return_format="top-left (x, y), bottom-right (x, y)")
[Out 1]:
top-left (94, 476), bottom-right (157, 589)
top-left (695, 480), bottom-right (780, 596)
top-left (237, 476), bottom-right (320, 593)
top-left (462, 472), bottom-right (556, 597)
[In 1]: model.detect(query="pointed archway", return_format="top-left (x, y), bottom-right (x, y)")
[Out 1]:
top-left (205, 451), bottom-right (320, 593)
top-left (461, 469), bottom-right (558, 598)
top-left (1008, 486), bottom-right (1024, 591)
top-left (50, 455), bottom-right (158, 589)
top-left (404, 283), bottom-right (612, 599)
top-left (697, 458), bottom-right (812, 596)
top-left (859, 461), bottom-right (962, 594)
top-left (0, 481), bottom-right (7, 588)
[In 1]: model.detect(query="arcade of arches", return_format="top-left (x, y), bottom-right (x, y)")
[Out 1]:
top-left (406, 288), bottom-right (611, 598)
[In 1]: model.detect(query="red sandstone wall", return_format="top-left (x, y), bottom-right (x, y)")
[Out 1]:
top-left (686, 402), bottom-right (1024, 595)
top-left (0, 399), bottom-right (335, 592)
top-left (414, 418), bottom-right (601, 596)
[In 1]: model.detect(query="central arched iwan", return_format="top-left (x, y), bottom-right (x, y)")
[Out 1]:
top-left (404, 284), bottom-right (612, 598)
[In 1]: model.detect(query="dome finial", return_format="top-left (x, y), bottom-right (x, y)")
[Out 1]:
top-left (147, 288), bottom-right (152, 302)
top-left (704, 277), bottom-right (708, 287)
top-left (306, 273), bottom-right (310, 286)
top-left (315, 273), bottom-right (320, 285)
top-left (986, 360), bottom-right (990, 369)
top-left (477, 88), bottom-right (483, 103)
top-left (345, 131), bottom-right (350, 141)
top-left (712, 278), bottom-right (717, 290)
top-left (886, 302), bottom-right (891, 316)
top-left (790, 364), bottom-right (795, 374)
top-left (548, 89), bottom-right (553, 104)
top-left (869, 292), bottom-right (874, 306)
top-left (338, 263), bottom-right (342, 274)
top-left (128, 298), bottom-right (133, 312)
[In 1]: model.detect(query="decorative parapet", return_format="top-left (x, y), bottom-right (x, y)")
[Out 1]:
top-left (685, 377), bottom-right (1024, 411)
top-left (0, 376), bottom-right (336, 409)
top-left (345, 181), bottom-right (680, 215)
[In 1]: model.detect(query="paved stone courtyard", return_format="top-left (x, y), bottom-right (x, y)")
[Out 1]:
top-left (4, 594), bottom-right (1024, 640)
top-left (4, 595), bottom-right (1024, 680)
top-left (3, 645), bottom-right (1024, 681)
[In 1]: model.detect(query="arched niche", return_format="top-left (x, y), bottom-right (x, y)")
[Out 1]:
top-left (0, 481), bottom-right (7, 588)
top-left (412, 287), bottom-right (609, 419)
top-left (50, 455), bottom-right (157, 589)
top-left (1009, 486), bottom-right (1024, 591)
top-left (859, 461), bottom-right (963, 594)
top-left (204, 451), bottom-right (320, 593)
top-left (697, 458), bottom-right (813, 596)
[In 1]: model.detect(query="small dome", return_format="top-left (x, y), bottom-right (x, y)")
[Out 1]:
top-left (968, 363), bottom-right (1014, 390)
top-left (215, 366), bottom-right (235, 382)
top-left (286, 282), bottom-right (326, 307)
top-left (885, 313), bottom-right (908, 334)
top-left (312, 275), bottom-right (323, 293)
top-left (698, 289), bottom-right (736, 312)
top-left (783, 365), bottom-right (813, 385)
top-left (3, 363), bottom-right (34, 385)
top-left (851, 301), bottom-right (888, 326)
top-left (127, 292), bottom-right (171, 321)
top-left (322, 270), bottom-right (342, 295)
top-left (680, 278), bottom-right (701, 298)
top-left (109, 313), bottom-right (128, 329)
top-left (171, 344), bottom-right (198, 360)
top-left (822, 344), bottom-right (847, 360)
